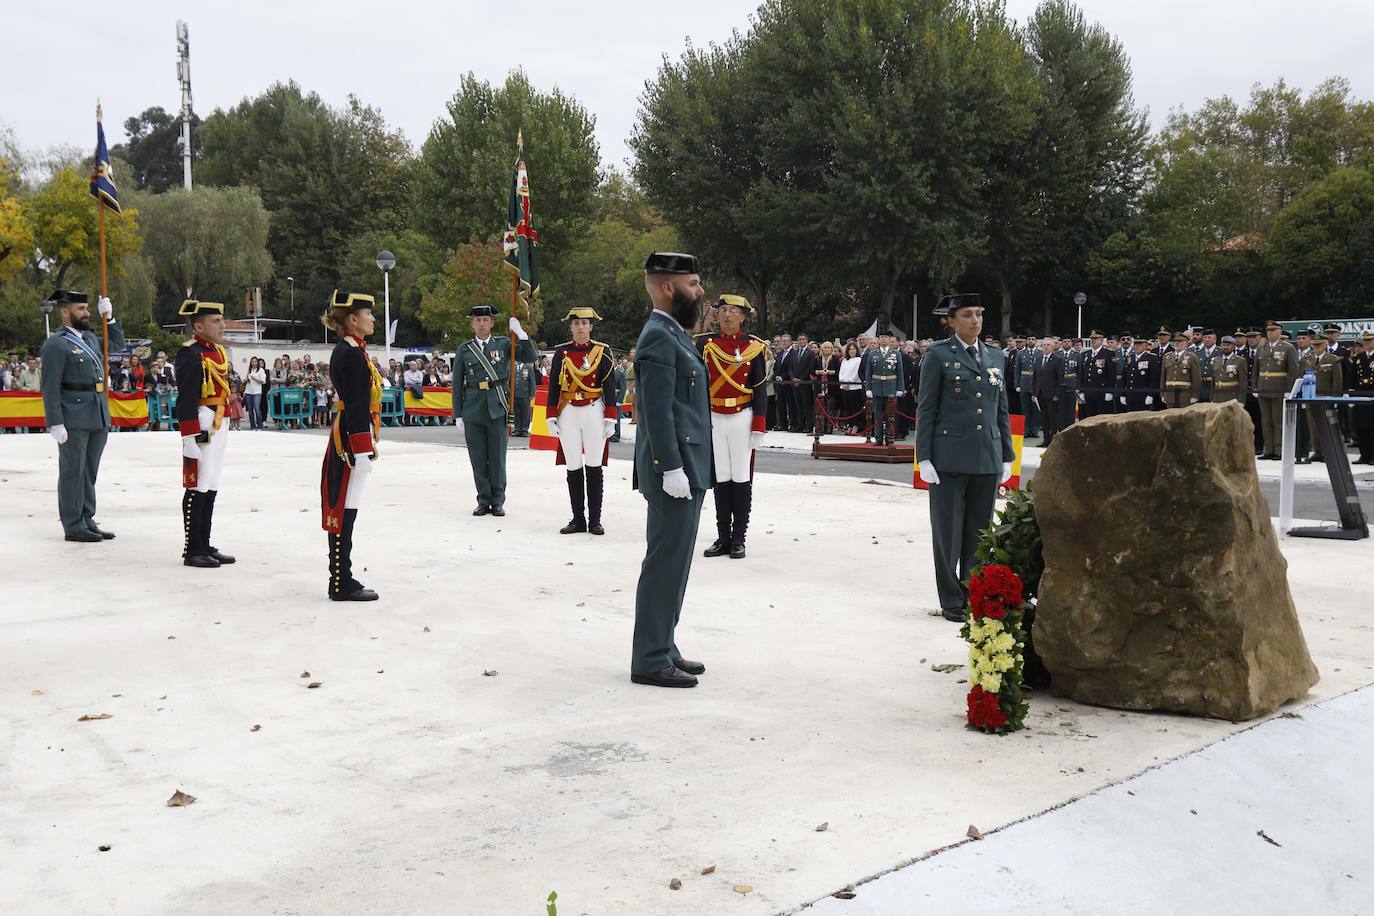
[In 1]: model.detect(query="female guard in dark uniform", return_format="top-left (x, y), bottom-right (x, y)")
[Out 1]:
top-left (321, 291), bottom-right (383, 601)
top-left (544, 306), bottom-right (619, 535)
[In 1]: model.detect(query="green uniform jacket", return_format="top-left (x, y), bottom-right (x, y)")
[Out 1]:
top-left (1159, 349), bottom-right (1203, 407)
top-left (1209, 354), bottom-right (1249, 403)
top-left (1301, 351), bottom-right (1344, 395)
top-left (39, 319), bottom-right (126, 429)
top-left (632, 309), bottom-right (711, 492)
top-left (1255, 339), bottom-right (1299, 396)
top-left (861, 347), bottom-right (905, 396)
top-left (916, 335), bottom-right (1014, 475)
top-left (453, 335), bottom-right (537, 422)
top-left (1062, 350), bottom-right (1082, 392)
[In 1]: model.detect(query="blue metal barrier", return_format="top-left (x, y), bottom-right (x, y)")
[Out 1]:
top-left (268, 387), bottom-right (313, 429)
top-left (380, 387), bottom-right (405, 427)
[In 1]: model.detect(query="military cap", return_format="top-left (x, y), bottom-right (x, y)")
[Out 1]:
top-left (716, 293), bottom-right (755, 314)
top-left (1324, 323), bottom-right (1342, 333)
top-left (1088, 329), bottom-right (1104, 339)
top-left (329, 290), bottom-right (376, 312)
top-left (1155, 326), bottom-right (1171, 338)
top-left (1172, 332), bottom-right (1189, 342)
top-left (933, 293), bottom-right (981, 317)
top-left (1281, 330), bottom-right (1292, 339)
top-left (468, 304), bottom-right (497, 318)
top-left (179, 299), bottom-right (226, 316)
top-left (49, 289), bottom-right (89, 306)
top-left (1221, 335), bottom-right (1237, 344)
top-left (563, 306), bottom-right (603, 321)
top-left (1265, 320), bottom-right (1283, 330)
top-left (1134, 336), bottom-right (1151, 345)
top-left (1203, 328), bottom-right (1217, 336)
top-left (1234, 327), bottom-right (1247, 337)
top-left (1247, 326), bottom-right (1263, 335)
top-left (644, 251), bottom-right (699, 274)
top-left (1362, 330), bottom-right (1374, 341)
top-left (1295, 328), bottom-right (1311, 338)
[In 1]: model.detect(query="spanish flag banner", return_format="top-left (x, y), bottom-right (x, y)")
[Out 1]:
top-left (913, 414), bottom-right (1025, 491)
top-left (0, 390), bottom-right (148, 428)
top-left (530, 382), bottom-right (558, 451)
top-left (109, 391), bottom-right (149, 428)
top-left (403, 386), bottom-right (453, 417)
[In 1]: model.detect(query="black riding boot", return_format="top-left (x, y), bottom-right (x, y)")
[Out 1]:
top-left (704, 482), bottom-right (732, 557)
top-left (586, 466), bottom-right (605, 535)
top-left (730, 480), bottom-right (752, 558)
top-left (560, 469), bottom-right (587, 534)
top-left (183, 490), bottom-right (219, 568)
top-left (330, 508), bottom-right (378, 601)
top-left (202, 490), bottom-right (235, 564)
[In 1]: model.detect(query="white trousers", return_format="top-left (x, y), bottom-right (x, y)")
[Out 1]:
top-left (556, 402), bottom-right (607, 471)
top-left (711, 408), bottom-right (753, 482)
top-left (345, 461), bottom-right (371, 509)
top-left (192, 406), bottom-right (229, 492)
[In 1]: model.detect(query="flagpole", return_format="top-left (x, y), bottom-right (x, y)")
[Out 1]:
top-left (97, 164), bottom-right (110, 399)
top-left (508, 272), bottom-right (519, 436)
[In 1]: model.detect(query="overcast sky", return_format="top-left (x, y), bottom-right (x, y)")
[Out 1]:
top-left (6, 0), bottom-right (1373, 171)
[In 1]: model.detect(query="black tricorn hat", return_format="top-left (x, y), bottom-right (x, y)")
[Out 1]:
top-left (469, 304), bottom-right (497, 318)
top-left (933, 293), bottom-right (981, 317)
top-left (330, 290), bottom-right (376, 312)
top-left (644, 251), bottom-right (699, 275)
top-left (49, 289), bottom-right (89, 306)
top-left (178, 299), bottom-right (226, 317)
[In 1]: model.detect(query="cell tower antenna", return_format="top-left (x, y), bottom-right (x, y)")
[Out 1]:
top-left (176, 20), bottom-right (193, 190)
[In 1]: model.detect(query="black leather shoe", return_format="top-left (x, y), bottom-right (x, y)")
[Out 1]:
top-left (330, 586), bottom-right (379, 601)
top-left (64, 529), bottom-right (102, 543)
top-left (491, 506), bottom-right (506, 517)
top-left (561, 519), bottom-right (587, 534)
top-left (207, 547), bottom-right (236, 564)
top-left (473, 505), bottom-right (491, 516)
top-left (588, 523), bottom-right (605, 536)
top-left (729, 543), bottom-right (746, 559)
top-left (942, 607), bottom-right (967, 622)
top-left (87, 524), bottom-right (116, 540)
top-left (184, 554), bottom-right (221, 568)
top-left (1296, 457), bottom-right (1311, 465)
top-left (673, 658), bottom-right (706, 676)
top-left (1312, 455), bottom-right (1325, 462)
top-left (630, 666), bottom-right (697, 688)
top-left (703, 540), bottom-right (730, 558)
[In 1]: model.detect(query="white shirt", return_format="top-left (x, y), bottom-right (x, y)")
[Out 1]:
top-left (839, 356), bottom-right (863, 387)
top-left (245, 368), bottom-right (266, 395)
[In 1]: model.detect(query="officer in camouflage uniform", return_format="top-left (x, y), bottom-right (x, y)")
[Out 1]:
top-left (1256, 320), bottom-right (1299, 460)
top-left (1159, 332), bottom-right (1203, 408)
top-left (1302, 336), bottom-right (1344, 463)
top-left (1209, 336), bottom-right (1249, 405)
top-left (39, 290), bottom-right (126, 542)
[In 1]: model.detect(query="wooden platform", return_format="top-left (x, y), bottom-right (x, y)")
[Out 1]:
top-left (811, 439), bottom-right (915, 463)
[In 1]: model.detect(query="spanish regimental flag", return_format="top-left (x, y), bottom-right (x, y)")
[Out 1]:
top-left (502, 131), bottom-right (539, 309)
top-left (90, 105), bottom-right (121, 215)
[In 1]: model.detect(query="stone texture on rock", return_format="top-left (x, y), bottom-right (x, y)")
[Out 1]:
top-left (1033, 401), bottom-right (1318, 721)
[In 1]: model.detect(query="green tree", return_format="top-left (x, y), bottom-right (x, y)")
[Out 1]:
top-left (414, 71), bottom-right (599, 280)
top-left (136, 186), bottom-right (273, 313)
top-left (24, 165), bottom-right (142, 290)
top-left (419, 237), bottom-right (540, 350)
top-left (112, 106), bottom-right (198, 193)
top-left (1268, 165), bottom-right (1374, 311)
top-left (336, 228), bottom-right (445, 348)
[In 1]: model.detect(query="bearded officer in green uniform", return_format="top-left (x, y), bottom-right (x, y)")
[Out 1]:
top-left (630, 252), bottom-right (711, 688)
top-left (452, 304), bottom-right (537, 516)
top-left (40, 290), bottom-right (126, 541)
top-left (916, 294), bottom-right (1013, 622)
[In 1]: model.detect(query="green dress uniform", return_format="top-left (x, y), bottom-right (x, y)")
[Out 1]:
top-left (631, 253), bottom-right (712, 684)
top-left (453, 309), bottom-right (537, 514)
top-left (916, 295), bottom-right (1014, 620)
top-left (1255, 327), bottom-right (1299, 458)
top-left (862, 343), bottom-right (906, 444)
top-left (512, 361), bottom-right (536, 436)
top-left (39, 291), bottom-right (126, 540)
top-left (1301, 348), bottom-right (1344, 460)
top-left (1209, 352), bottom-right (1249, 404)
top-left (1196, 343), bottom-right (1221, 400)
top-left (1061, 348), bottom-right (1082, 428)
top-left (1351, 337), bottom-right (1374, 463)
top-left (1159, 344), bottom-right (1203, 408)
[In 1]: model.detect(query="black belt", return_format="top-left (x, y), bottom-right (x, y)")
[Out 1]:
top-left (63, 383), bottom-right (97, 391)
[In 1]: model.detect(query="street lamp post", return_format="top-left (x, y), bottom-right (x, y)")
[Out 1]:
top-left (376, 251), bottom-right (396, 364)
top-left (39, 298), bottom-right (54, 339)
top-left (287, 276), bottom-right (295, 343)
top-left (1074, 291), bottom-right (1087, 340)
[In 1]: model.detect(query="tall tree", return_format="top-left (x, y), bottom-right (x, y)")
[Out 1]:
top-left (1268, 165), bottom-right (1374, 312)
top-left (24, 165), bottom-right (142, 290)
top-left (336, 228), bottom-right (445, 348)
top-left (135, 186), bottom-right (273, 310)
top-left (419, 237), bottom-right (538, 350)
top-left (113, 106), bottom-right (199, 193)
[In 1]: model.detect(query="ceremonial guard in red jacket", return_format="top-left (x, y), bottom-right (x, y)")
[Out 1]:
top-left (545, 307), bottom-right (619, 535)
top-left (696, 294), bottom-right (767, 559)
top-left (321, 291), bottom-right (383, 601)
top-left (175, 299), bottom-right (236, 568)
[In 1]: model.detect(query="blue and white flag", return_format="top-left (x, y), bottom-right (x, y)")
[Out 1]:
top-left (90, 104), bottom-right (121, 215)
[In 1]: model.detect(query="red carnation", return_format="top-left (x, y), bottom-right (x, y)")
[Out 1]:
top-left (968, 565), bottom-right (1023, 620)
top-left (966, 685), bottom-right (1008, 730)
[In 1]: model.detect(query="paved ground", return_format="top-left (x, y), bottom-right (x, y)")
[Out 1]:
top-left (2, 431), bottom-right (1370, 915)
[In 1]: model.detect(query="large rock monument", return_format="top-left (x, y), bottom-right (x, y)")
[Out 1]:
top-left (1033, 401), bottom-right (1318, 721)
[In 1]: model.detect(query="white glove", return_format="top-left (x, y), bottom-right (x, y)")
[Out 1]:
top-left (1104, 393), bottom-right (1114, 401)
top-left (1077, 392), bottom-right (1085, 403)
top-left (896, 390), bottom-right (905, 398)
top-left (49, 423), bottom-right (68, 445)
top-left (661, 467), bottom-right (691, 499)
top-left (603, 419), bottom-right (616, 438)
top-left (545, 417), bottom-right (559, 437)
top-left (865, 390), bottom-right (874, 399)
top-left (97, 296), bottom-right (113, 319)
top-left (1000, 462), bottom-right (1013, 484)
top-left (181, 436), bottom-right (201, 459)
top-left (508, 316), bottom-right (528, 340)
top-left (351, 453), bottom-right (374, 475)
top-left (919, 464), bottom-right (941, 485)
top-left (750, 431), bottom-right (765, 449)
top-left (1190, 397), bottom-right (1198, 404)
top-left (1145, 395), bottom-right (1153, 406)
top-left (455, 418), bottom-right (464, 435)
